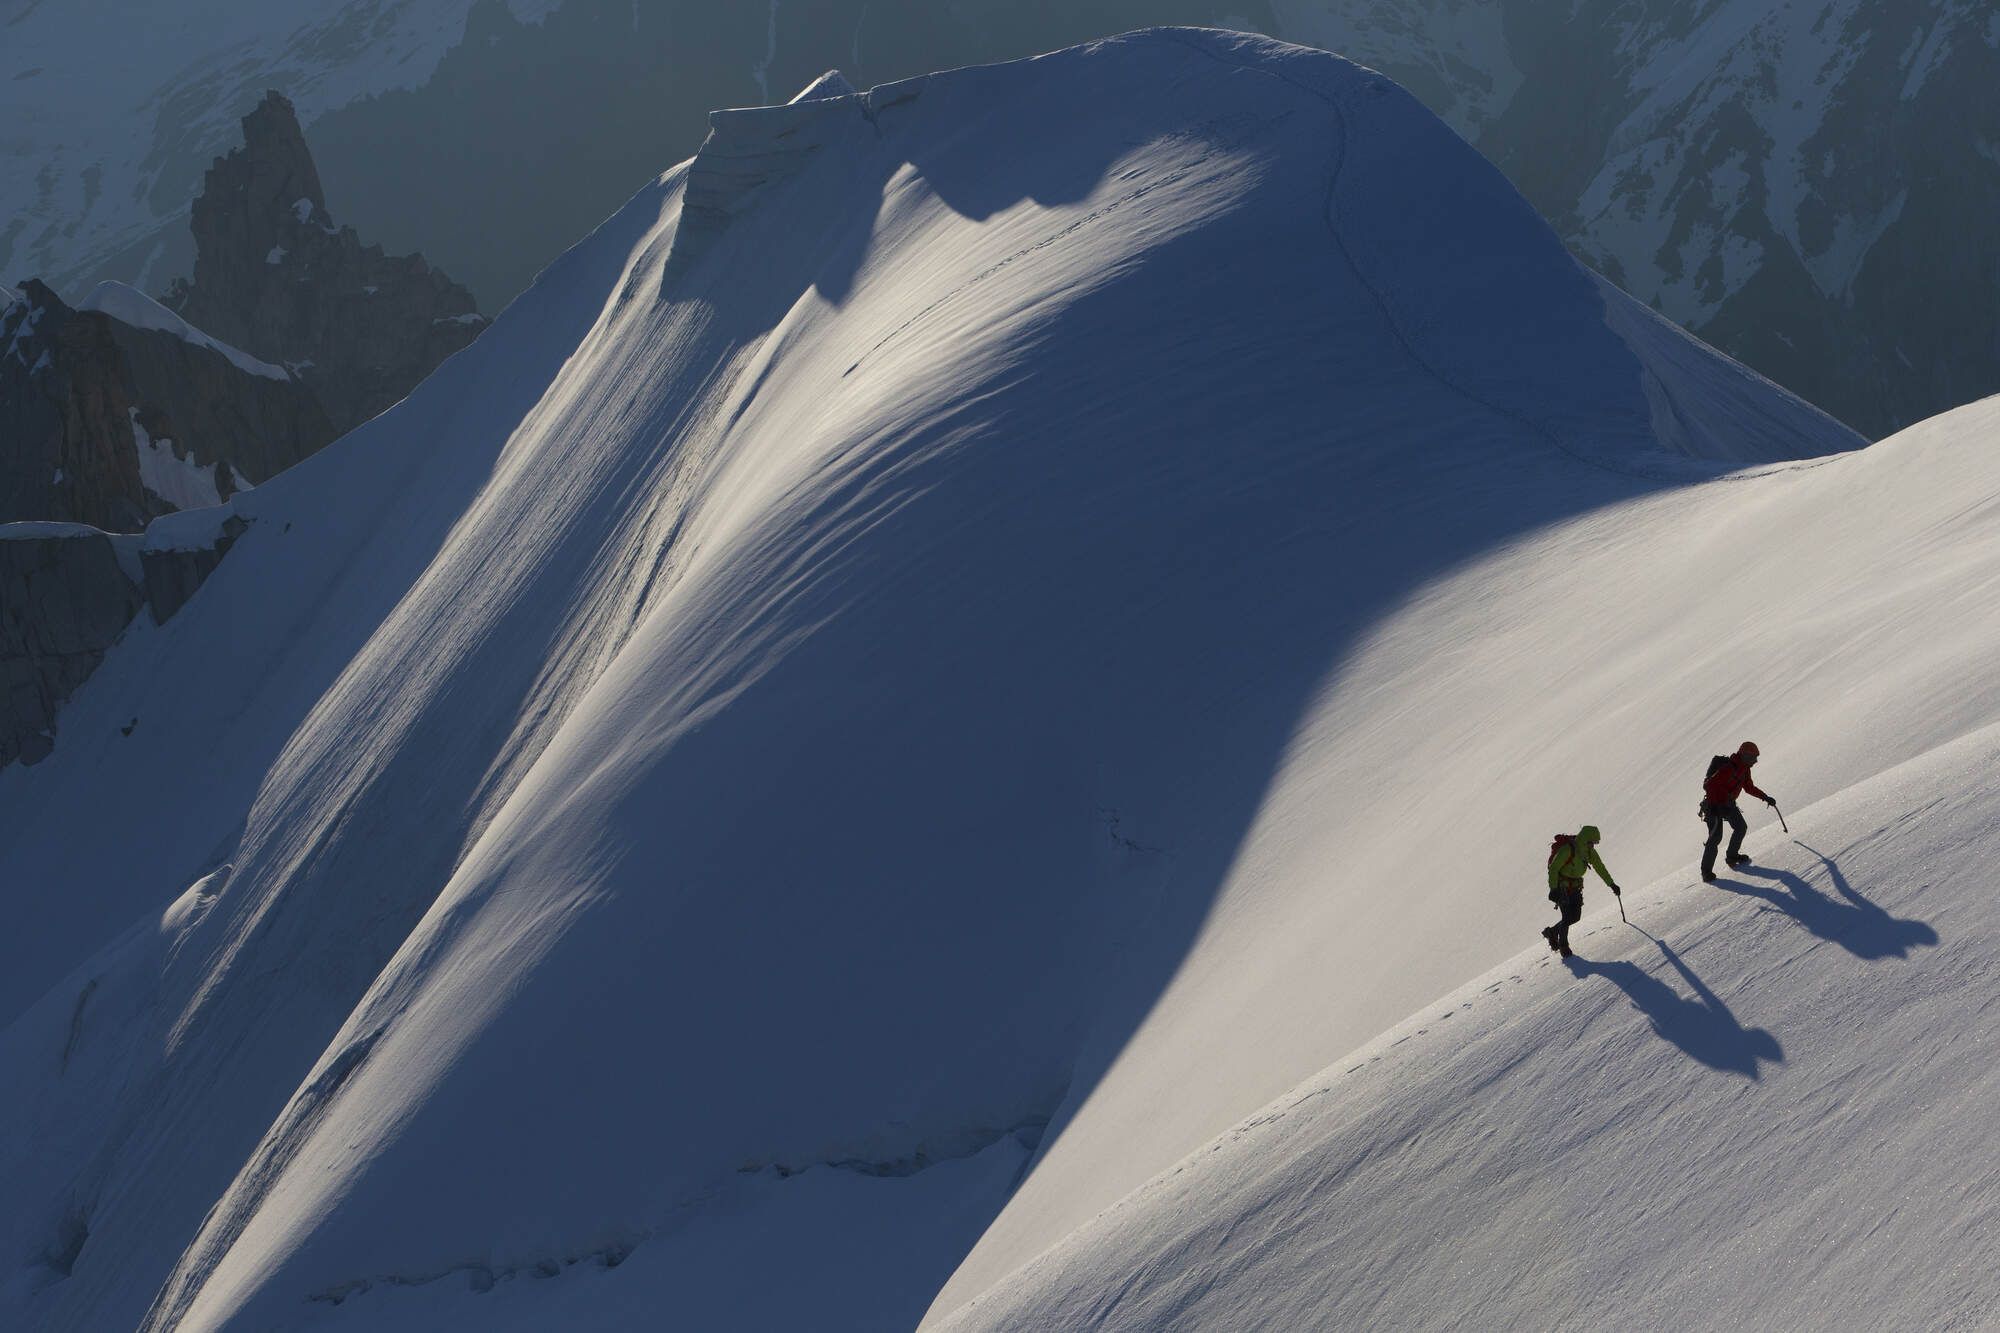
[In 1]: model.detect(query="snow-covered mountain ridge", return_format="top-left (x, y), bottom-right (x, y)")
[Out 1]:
top-left (6, 29), bottom-right (1994, 1333)
top-left (8, 2), bottom-right (1992, 437)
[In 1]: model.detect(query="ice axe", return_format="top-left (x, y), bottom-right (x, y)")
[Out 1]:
top-left (1771, 799), bottom-right (1789, 834)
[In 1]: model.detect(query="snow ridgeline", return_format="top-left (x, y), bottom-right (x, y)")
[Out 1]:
top-left (938, 400), bottom-right (2000, 1332)
top-left (0, 500), bottom-right (246, 584)
top-left (0, 501), bottom-right (249, 554)
top-left (78, 281), bottom-right (292, 382)
top-left (8, 28), bottom-right (1993, 1333)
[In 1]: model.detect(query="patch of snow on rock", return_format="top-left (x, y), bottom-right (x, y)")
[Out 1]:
top-left (129, 408), bottom-right (225, 512)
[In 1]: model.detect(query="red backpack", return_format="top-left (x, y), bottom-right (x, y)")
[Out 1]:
top-left (1548, 833), bottom-right (1576, 868)
top-left (1703, 753), bottom-right (1739, 807)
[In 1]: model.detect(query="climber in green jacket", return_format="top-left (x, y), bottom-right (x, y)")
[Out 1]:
top-left (1544, 824), bottom-right (1621, 957)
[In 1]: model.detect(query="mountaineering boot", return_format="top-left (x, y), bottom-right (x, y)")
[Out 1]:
top-left (1542, 925), bottom-right (1561, 953)
top-left (1727, 854), bottom-right (1752, 867)
top-left (1557, 937), bottom-right (1573, 958)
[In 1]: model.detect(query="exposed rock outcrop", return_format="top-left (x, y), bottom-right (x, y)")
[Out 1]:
top-left (140, 511), bottom-right (251, 626)
top-left (1, 281), bottom-right (335, 532)
top-left (0, 527), bottom-right (141, 768)
top-left (164, 92), bottom-right (488, 433)
top-left (0, 512), bottom-right (244, 769)
top-left (1, 92), bottom-right (479, 769)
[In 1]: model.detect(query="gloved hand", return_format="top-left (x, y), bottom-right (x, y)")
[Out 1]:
top-left (1764, 794), bottom-right (1778, 807)
top-left (1610, 883), bottom-right (1622, 896)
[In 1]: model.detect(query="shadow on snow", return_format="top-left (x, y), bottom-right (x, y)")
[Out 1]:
top-left (1566, 932), bottom-right (1783, 1078)
top-left (1715, 840), bottom-right (1937, 960)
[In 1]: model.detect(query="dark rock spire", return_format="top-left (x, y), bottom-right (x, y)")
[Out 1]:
top-left (166, 91), bottom-right (486, 433)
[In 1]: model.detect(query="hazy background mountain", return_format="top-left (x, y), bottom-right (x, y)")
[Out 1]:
top-left (4, 3), bottom-right (1993, 432)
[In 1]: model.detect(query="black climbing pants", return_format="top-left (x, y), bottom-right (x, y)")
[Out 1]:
top-left (1549, 879), bottom-right (1583, 947)
top-left (1702, 799), bottom-right (1747, 875)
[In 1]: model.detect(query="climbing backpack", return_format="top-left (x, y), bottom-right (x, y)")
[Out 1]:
top-left (1547, 833), bottom-right (1576, 901)
top-left (1704, 753), bottom-right (1740, 797)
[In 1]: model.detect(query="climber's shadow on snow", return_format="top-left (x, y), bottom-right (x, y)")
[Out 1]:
top-left (1716, 841), bottom-right (1936, 960)
top-left (1565, 934), bottom-right (1782, 1078)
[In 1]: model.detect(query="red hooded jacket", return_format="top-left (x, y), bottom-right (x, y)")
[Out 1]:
top-left (1704, 754), bottom-right (1768, 805)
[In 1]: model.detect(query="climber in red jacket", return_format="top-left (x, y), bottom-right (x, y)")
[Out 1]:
top-left (1701, 741), bottom-right (1775, 881)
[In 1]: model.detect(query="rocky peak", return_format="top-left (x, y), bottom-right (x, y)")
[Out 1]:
top-left (189, 92), bottom-right (330, 284)
top-left (3, 278), bottom-right (60, 353)
top-left (1, 276), bottom-right (332, 532)
top-left (3, 87), bottom-right (479, 774)
top-left (165, 90), bottom-right (486, 433)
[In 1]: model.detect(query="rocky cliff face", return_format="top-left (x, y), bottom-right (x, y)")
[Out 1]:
top-left (0, 515), bottom-right (246, 771)
top-left (0, 528), bottom-right (142, 769)
top-left (1475, 0), bottom-right (2000, 440)
top-left (1, 92), bottom-right (479, 772)
top-left (164, 92), bottom-right (488, 433)
top-left (1, 280), bottom-right (333, 532)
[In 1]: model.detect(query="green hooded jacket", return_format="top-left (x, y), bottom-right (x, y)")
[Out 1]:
top-left (1549, 825), bottom-right (1614, 892)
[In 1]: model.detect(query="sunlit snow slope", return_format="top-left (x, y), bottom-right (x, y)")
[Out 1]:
top-left (8, 28), bottom-right (1964, 1333)
top-left (940, 595), bottom-right (2000, 1328)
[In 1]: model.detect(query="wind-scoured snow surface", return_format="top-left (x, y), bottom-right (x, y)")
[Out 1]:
top-left (13, 29), bottom-right (1992, 1333)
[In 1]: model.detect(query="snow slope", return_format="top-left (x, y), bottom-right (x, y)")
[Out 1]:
top-left (927, 387), bottom-right (2000, 1326)
top-left (939, 682), bottom-right (2000, 1330)
top-left (4, 28), bottom-right (1960, 1333)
